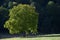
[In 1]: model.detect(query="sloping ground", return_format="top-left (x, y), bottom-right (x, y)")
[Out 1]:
top-left (38, 34), bottom-right (60, 37)
top-left (0, 37), bottom-right (60, 40)
top-left (0, 34), bottom-right (60, 40)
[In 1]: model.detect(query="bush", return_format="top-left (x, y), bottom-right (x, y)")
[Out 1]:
top-left (4, 4), bottom-right (38, 34)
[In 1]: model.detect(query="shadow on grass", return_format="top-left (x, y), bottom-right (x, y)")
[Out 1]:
top-left (0, 33), bottom-right (60, 39)
top-left (0, 33), bottom-right (37, 39)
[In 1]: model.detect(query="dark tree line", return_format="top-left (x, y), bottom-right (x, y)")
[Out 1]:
top-left (0, 0), bottom-right (60, 34)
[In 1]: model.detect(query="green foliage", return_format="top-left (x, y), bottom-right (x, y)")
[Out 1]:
top-left (4, 4), bottom-right (38, 34)
top-left (8, 1), bottom-right (13, 8)
top-left (0, 6), bottom-right (9, 30)
top-left (47, 1), bottom-right (55, 6)
top-left (0, 7), bottom-right (9, 20)
top-left (0, 6), bottom-right (8, 15)
top-left (8, 1), bottom-right (17, 9)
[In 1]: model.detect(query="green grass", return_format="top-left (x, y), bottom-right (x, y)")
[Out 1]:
top-left (0, 37), bottom-right (60, 40)
top-left (1, 34), bottom-right (60, 40)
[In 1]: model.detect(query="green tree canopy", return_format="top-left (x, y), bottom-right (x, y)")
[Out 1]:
top-left (4, 4), bottom-right (38, 34)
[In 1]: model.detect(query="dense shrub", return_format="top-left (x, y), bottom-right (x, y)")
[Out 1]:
top-left (4, 4), bottom-right (38, 34)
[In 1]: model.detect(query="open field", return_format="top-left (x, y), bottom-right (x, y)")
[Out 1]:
top-left (0, 37), bottom-right (60, 40)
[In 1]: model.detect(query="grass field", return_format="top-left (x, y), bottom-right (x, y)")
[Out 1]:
top-left (0, 34), bottom-right (60, 40)
top-left (0, 37), bottom-right (60, 40)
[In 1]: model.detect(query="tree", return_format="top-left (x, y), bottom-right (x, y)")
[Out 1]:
top-left (47, 1), bottom-right (55, 7)
top-left (8, 1), bottom-right (17, 9)
top-left (0, 0), bottom-right (5, 6)
top-left (46, 3), bottom-right (60, 33)
top-left (0, 7), bottom-right (9, 33)
top-left (4, 4), bottom-right (38, 34)
top-left (14, 0), bottom-right (30, 4)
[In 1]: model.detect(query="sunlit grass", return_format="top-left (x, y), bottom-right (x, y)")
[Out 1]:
top-left (0, 37), bottom-right (60, 40)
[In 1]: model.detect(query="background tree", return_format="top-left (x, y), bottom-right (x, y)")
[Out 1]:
top-left (38, 1), bottom-right (60, 34)
top-left (0, 6), bottom-right (9, 33)
top-left (7, 1), bottom-right (17, 9)
top-left (4, 4), bottom-right (38, 34)
top-left (14, 0), bottom-right (30, 4)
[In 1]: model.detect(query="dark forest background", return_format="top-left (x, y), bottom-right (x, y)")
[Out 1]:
top-left (0, 0), bottom-right (60, 34)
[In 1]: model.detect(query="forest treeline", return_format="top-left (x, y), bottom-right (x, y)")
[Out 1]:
top-left (0, 0), bottom-right (60, 34)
